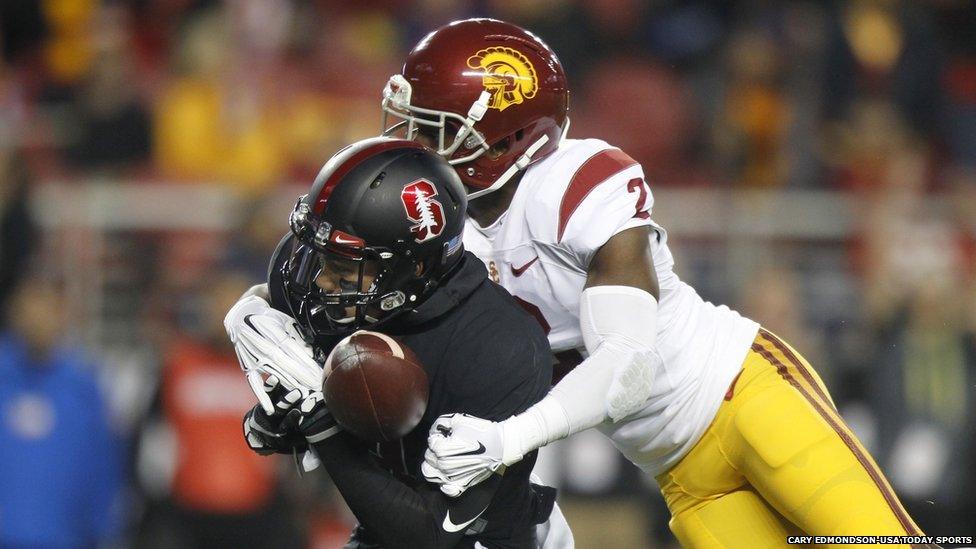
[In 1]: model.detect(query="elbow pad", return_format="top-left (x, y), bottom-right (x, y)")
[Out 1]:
top-left (578, 285), bottom-right (659, 422)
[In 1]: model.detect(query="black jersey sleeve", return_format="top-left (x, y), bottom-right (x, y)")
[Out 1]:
top-left (312, 432), bottom-right (502, 549)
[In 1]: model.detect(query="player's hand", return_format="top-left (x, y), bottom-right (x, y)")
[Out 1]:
top-left (243, 375), bottom-right (309, 455)
top-left (225, 294), bottom-right (324, 414)
top-left (287, 391), bottom-right (342, 445)
top-left (422, 413), bottom-right (512, 497)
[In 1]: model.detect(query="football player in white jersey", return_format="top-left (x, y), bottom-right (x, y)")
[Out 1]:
top-left (383, 18), bottom-right (928, 547)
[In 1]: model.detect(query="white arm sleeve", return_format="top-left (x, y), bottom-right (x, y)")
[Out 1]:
top-left (499, 285), bottom-right (659, 464)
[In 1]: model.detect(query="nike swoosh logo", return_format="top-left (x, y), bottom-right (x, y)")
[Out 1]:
top-left (510, 256), bottom-right (538, 277)
top-left (243, 314), bottom-right (261, 333)
top-left (442, 504), bottom-right (489, 533)
top-left (452, 442), bottom-right (487, 457)
top-left (333, 235), bottom-right (360, 245)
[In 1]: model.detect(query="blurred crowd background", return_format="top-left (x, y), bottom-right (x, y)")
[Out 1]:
top-left (1, 0), bottom-right (975, 547)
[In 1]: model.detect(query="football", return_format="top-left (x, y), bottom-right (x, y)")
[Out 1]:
top-left (323, 330), bottom-right (429, 442)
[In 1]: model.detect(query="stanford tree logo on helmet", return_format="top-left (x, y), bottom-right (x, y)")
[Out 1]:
top-left (400, 179), bottom-right (446, 243)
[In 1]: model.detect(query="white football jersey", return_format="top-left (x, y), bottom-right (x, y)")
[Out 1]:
top-left (463, 138), bottom-right (760, 476)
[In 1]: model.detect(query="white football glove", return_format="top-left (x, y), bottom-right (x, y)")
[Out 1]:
top-left (225, 294), bottom-right (324, 414)
top-left (422, 413), bottom-right (519, 497)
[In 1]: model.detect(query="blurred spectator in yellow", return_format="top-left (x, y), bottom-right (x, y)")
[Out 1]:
top-left (0, 275), bottom-right (124, 548)
top-left (153, 6), bottom-right (286, 192)
top-left (823, 1), bottom-right (943, 140)
top-left (718, 29), bottom-right (790, 188)
top-left (152, 3), bottom-right (417, 192)
top-left (42, 0), bottom-right (98, 86)
top-left (135, 269), bottom-right (302, 549)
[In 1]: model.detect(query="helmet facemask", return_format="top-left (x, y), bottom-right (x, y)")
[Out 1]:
top-left (382, 76), bottom-right (491, 170)
top-left (381, 74), bottom-right (565, 200)
top-left (281, 198), bottom-right (427, 337)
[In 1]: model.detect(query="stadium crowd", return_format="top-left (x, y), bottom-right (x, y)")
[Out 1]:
top-left (1, 0), bottom-right (974, 547)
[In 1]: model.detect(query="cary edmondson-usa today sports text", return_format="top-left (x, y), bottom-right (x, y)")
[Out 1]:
top-left (787, 535), bottom-right (973, 545)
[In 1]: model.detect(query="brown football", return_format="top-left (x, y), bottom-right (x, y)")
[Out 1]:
top-left (323, 330), bottom-right (429, 443)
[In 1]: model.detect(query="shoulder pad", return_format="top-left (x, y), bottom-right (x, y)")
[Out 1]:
top-left (557, 147), bottom-right (638, 242)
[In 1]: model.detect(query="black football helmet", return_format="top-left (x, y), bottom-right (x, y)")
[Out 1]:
top-left (276, 137), bottom-right (467, 338)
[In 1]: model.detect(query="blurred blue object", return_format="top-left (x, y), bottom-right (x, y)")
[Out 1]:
top-left (0, 333), bottom-right (123, 549)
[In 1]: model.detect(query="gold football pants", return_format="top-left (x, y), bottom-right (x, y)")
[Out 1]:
top-left (655, 329), bottom-right (924, 548)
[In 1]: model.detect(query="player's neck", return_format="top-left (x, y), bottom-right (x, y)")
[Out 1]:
top-left (467, 174), bottom-right (521, 227)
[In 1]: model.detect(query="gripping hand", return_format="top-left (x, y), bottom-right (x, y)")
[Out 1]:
top-left (422, 413), bottom-right (520, 497)
top-left (243, 375), bottom-right (341, 469)
top-left (225, 294), bottom-right (324, 414)
top-left (243, 375), bottom-right (309, 455)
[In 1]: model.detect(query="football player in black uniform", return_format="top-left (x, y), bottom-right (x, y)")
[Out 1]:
top-left (226, 138), bottom-right (571, 548)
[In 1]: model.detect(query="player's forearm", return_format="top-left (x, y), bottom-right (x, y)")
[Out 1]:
top-left (500, 341), bottom-right (649, 461)
top-left (312, 433), bottom-right (463, 549)
top-left (242, 283), bottom-right (270, 301)
top-left (500, 285), bottom-right (659, 463)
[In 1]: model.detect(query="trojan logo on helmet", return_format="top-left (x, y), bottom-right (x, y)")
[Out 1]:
top-left (466, 47), bottom-right (538, 111)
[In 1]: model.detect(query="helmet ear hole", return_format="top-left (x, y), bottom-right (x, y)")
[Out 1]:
top-left (487, 137), bottom-right (511, 160)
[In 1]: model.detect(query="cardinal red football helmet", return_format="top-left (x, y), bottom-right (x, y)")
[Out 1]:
top-left (381, 18), bottom-right (570, 199)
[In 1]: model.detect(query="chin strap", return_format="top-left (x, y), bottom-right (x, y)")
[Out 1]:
top-left (558, 116), bottom-right (571, 145)
top-left (466, 133), bottom-right (550, 200)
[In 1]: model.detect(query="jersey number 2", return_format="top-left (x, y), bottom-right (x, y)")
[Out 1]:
top-left (628, 178), bottom-right (651, 220)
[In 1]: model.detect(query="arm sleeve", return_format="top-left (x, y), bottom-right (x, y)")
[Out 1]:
top-left (498, 285), bottom-right (659, 463)
top-left (313, 432), bottom-right (500, 549)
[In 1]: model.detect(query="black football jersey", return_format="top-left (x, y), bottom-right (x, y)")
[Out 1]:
top-left (269, 236), bottom-right (555, 548)
top-left (375, 253), bottom-right (554, 545)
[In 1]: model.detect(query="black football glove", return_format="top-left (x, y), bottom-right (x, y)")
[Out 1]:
top-left (243, 375), bottom-right (309, 455)
top-left (288, 390), bottom-right (342, 445)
